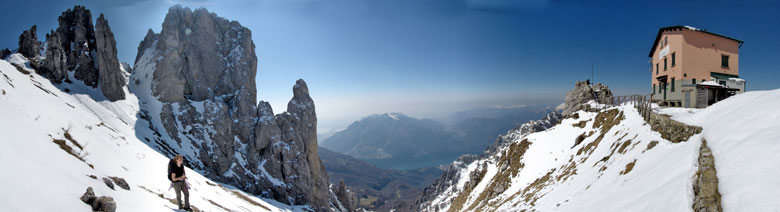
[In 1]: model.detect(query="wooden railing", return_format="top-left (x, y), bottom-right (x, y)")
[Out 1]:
top-left (610, 94), bottom-right (652, 122)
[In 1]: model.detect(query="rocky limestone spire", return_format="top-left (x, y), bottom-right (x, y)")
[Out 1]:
top-left (95, 14), bottom-right (126, 101)
top-left (36, 5), bottom-right (127, 101)
top-left (135, 29), bottom-right (157, 65)
top-left (18, 25), bottom-right (41, 59)
top-left (40, 30), bottom-right (68, 82)
top-left (133, 6), bottom-right (340, 211)
top-left (58, 5), bottom-right (99, 87)
top-left (284, 79), bottom-right (330, 209)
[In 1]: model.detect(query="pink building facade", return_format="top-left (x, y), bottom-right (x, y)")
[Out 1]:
top-left (648, 26), bottom-right (744, 107)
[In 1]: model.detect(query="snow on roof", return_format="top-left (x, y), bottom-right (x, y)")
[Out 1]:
top-left (698, 81), bottom-right (723, 87)
top-left (728, 78), bottom-right (745, 82)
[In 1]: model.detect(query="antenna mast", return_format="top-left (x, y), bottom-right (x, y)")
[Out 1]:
top-left (591, 61), bottom-right (594, 83)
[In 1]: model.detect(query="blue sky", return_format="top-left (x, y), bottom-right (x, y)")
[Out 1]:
top-left (2, 0), bottom-right (779, 131)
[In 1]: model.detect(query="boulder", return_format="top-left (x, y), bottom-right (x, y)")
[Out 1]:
top-left (109, 176), bottom-right (130, 190)
top-left (102, 177), bottom-right (115, 190)
top-left (92, 196), bottom-right (117, 212)
top-left (81, 187), bottom-right (116, 212)
top-left (80, 187), bottom-right (96, 204)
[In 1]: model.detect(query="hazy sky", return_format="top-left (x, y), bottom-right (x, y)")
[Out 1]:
top-left (2, 0), bottom-right (779, 131)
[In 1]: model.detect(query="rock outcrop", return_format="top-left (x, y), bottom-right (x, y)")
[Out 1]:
top-left (80, 187), bottom-right (117, 212)
top-left (18, 25), bottom-right (41, 59)
top-left (132, 5), bottom-right (338, 211)
top-left (0, 48), bottom-right (10, 59)
top-left (35, 6), bottom-right (126, 101)
top-left (40, 30), bottom-right (68, 82)
top-left (692, 139), bottom-right (722, 212)
top-left (335, 180), bottom-right (357, 211)
top-left (95, 14), bottom-right (126, 101)
top-left (561, 81), bottom-right (614, 116)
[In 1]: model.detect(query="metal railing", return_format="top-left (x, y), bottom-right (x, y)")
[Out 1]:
top-left (609, 94), bottom-right (652, 122)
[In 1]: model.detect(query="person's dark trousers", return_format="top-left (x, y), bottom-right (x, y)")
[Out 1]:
top-left (173, 181), bottom-right (190, 209)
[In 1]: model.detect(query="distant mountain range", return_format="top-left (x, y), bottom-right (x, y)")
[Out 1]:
top-left (319, 147), bottom-right (442, 211)
top-left (321, 105), bottom-right (553, 170)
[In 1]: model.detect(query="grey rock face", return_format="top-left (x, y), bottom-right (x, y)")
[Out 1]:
top-left (40, 30), bottom-right (68, 82)
top-left (134, 6), bottom-right (336, 211)
top-left (36, 6), bottom-right (127, 101)
top-left (561, 81), bottom-right (614, 116)
top-left (135, 29), bottom-right (158, 65)
top-left (335, 180), bottom-right (357, 211)
top-left (95, 14), bottom-right (126, 101)
top-left (18, 25), bottom-right (41, 59)
top-left (56, 5), bottom-right (99, 87)
top-left (152, 5), bottom-right (257, 105)
top-left (0, 48), bottom-right (10, 60)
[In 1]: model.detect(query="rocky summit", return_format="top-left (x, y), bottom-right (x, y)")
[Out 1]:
top-left (95, 14), bottom-right (126, 101)
top-left (561, 81), bottom-right (614, 116)
top-left (17, 25), bottom-right (41, 59)
top-left (131, 5), bottom-right (340, 211)
top-left (32, 6), bottom-right (126, 101)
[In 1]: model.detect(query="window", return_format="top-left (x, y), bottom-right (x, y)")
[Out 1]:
top-left (672, 52), bottom-right (676, 67)
top-left (653, 84), bottom-right (656, 93)
top-left (656, 63), bottom-right (659, 74)
top-left (692, 78), bottom-right (696, 84)
top-left (722, 55), bottom-right (729, 68)
top-left (664, 58), bottom-right (667, 70)
top-left (671, 78), bottom-right (675, 92)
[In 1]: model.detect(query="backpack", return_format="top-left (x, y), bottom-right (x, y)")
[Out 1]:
top-left (167, 159), bottom-right (175, 182)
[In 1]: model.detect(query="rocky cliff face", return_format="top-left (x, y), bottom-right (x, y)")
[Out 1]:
top-left (95, 14), bottom-right (126, 101)
top-left (131, 5), bottom-right (338, 211)
top-left (32, 6), bottom-right (126, 101)
top-left (18, 25), bottom-right (41, 59)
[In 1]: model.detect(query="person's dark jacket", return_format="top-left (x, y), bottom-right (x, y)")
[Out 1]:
top-left (167, 159), bottom-right (185, 182)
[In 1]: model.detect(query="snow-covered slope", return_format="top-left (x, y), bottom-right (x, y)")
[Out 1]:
top-left (0, 54), bottom-right (310, 211)
top-left (421, 88), bottom-right (780, 211)
top-left (658, 89), bottom-right (780, 212)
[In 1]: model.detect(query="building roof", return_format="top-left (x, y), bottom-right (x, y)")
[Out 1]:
top-left (648, 25), bottom-right (744, 57)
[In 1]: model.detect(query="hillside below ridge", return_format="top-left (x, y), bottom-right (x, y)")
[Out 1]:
top-left (0, 56), bottom-right (311, 211)
top-left (417, 86), bottom-right (780, 211)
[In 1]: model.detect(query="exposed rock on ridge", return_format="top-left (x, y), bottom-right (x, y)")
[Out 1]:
top-left (95, 14), bottom-right (126, 101)
top-left (561, 81), bottom-right (614, 116)
top-left (132, 5), bottom-right (338, 211)
top-left (416, 111), bottom-right (562, 210)
top-left (18, 25), bottom-right (41, 59)
top-left (33, 5), bottom-right (126, 101)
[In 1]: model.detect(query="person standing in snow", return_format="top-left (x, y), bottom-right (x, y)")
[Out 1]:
top-left (169, 155), bottom-right (191, 211)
